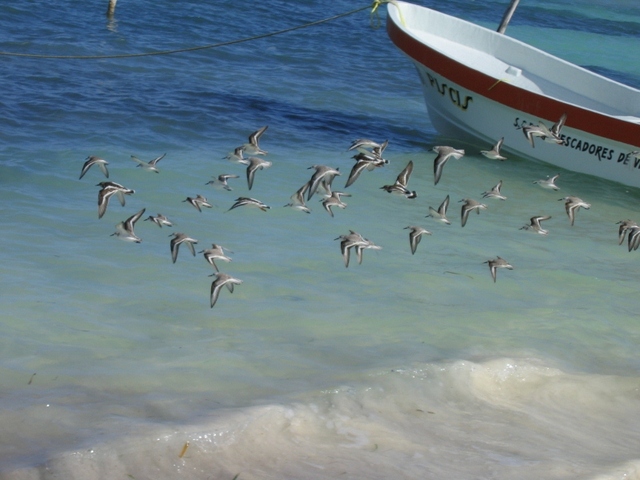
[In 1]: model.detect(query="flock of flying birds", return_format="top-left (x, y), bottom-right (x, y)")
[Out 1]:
top-left (79, 119), bottom-right (638, 306)
top-left (79, 127), bottom-right (279, 307)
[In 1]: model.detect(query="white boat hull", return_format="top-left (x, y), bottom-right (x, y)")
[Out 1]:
top-left (387, 2), bottom-right (640, 188)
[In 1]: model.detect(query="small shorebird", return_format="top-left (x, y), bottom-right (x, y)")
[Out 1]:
top-left (533, 174), bottom-right (560, 190)
top-left (481, 180), bottom-right (507, 200)
top-left (427, 195), bottom-right (451, 225)
top-left (284, 183), bottom-right (311, 214)
top-left (357, 239), bottom-right (383, 264)
top-left (96, 181), bottom-right (135, 219)
top-left (345, 152), bottom-right (388, 188)
top-left (335, 230), bottom-right (381, 268)
top-left (348, 138), bottom-right (388, 156)
top-left (144, 213), bottom-right (173, 228)
top-left (381, 160), bottom-right (417, 199)
top-left (433, 146), bottom-right (465, 185)
top-left (224, 146), bottom-right (246, 164)
top-left (321, 191), bottom-right (351, 217)
top-left (546, 113), bottom-right (567, 144)
top-left (484, 257), bottom-right (513, 283)
top-left (522, 123), bottom-right (549, 148)
top-left (241, 125), bottom-right (268, 155)
top-left (480, 137), bottom-right (507, 161)
top-left (520, 215), bottom-right (552, 235)
top-left (460, 198), bottom-right (487, 227)
top-left (209, 272), bottom-right (243, 308)
top-left (199, 244), bottom-right (233, 271)
top-left (559, 196), bottom-right (591, 226)
top-left (183, 194), bottom-right (213, 212)
top-left (206, 174), bottom-right (240, 191)
top-left (79, 156), bottom-right (109, 180)
top-left (335, 230), bottom-right (365, 268)
top-left (522, 114), bottom-right (566, 148)
top-left (404, 226), bottom-right (431, 255)
top-left (169, 232), bottom-right (198, 264)
top-left (616, 219), bottom-right (638, 245)
top-left (111, 208), bottom-right (146, 243)
top-left (245, 157), bottom-right (272, 190)
top-left (228, 197), bottom-right (270, 212)
top-left (307, 165), bottom-right (341, 200)
top-left (627, 226), bottom-right (640, 252)
top-left (130, 153), bottom-right (166, 173)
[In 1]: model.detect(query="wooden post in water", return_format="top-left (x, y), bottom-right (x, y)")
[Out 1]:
top-left (106, 0), bottom-right (117, 18)
top-left (497, 0), bottom-right (520, 34)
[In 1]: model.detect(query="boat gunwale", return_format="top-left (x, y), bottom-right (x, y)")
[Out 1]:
top-left (386, 1), bottom-right (640, 148)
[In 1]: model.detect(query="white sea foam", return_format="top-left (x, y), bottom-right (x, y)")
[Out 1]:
top-left (4, 357), bottom-right (640, 480)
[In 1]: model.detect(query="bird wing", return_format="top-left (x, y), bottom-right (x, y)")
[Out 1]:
top-left (125, 208), bottom-right (146, 230)
top-left (396, 160), bottom-right (413, 187)
top-left (210, 278), bottom-right (223, 307)
top-left (345, 160), bottom-right (369, 188)
top-left (248, 125), bottom-right (268, 146)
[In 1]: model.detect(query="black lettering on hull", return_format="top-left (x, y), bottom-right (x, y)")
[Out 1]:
top-left (425, 72), bottom-right (473, 111)
top-left (516, 117), bottom-right (638, 168)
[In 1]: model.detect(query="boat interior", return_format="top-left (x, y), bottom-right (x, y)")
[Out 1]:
top-left (390, 2), bottom-right (640, 121)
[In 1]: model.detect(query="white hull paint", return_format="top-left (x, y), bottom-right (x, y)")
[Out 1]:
top-left (416, 63), bottom-right (638, 179)
top-left (387, 2), bottom-right (640, 188)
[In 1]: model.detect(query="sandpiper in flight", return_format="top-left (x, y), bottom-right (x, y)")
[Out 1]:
top-left (522, 122), bottom-right (549, 148)
top-left (224, 146), bottom-right (246, 164)
top-left (559, 196), bottom-right (591, 226)
top-left (199, 244), bottom-right (233, 272)
top-left (306, 165), bottom-right (341, 200)
top-left (241, 125), bottom-right (269, 156)
top-left (345, 152), bottom-right (388, 188)
top-left (432, 146), bottom-right (465, 185)
top-left (460, 198), bottom-right (487, 227)
top-left (481, 180), bottom-right (507, 200)
top-left (480, 137), bottom-right (507, 161)
top-left (227, 197), bottom-right (270, 212)
top-left (245, 157), bottom-right (272, 190)
top-left (79, 156), bottom-right (109, 180)
top-left (144, 213), bottom-right (173, 228)
top-left (484, 257), bottom-right (513, 283)
top-left (348, 138), bottom-right (388, 156)
top-left (335, 230), bottom-right (381, 268)
top-left (546, 113), bottom-right (567, 144)
top-left (96, 181), bottom-right (135, 219)
top-left (404, 226), bottom-right (431, 255)
top-left (380, 160), bottom-right (417, 199)
top-left (206, 174), bottom-right (240, 191)
top-left (533, 174), bottom-right (560, 190)
top-left (111, 208), bottom-right (146, 243)
top-left (183, 194), bottom-right (213, 212)
top-left (616, 219), bottom-right (638, 246)
top-left (627, 226), bottom-right (640, 252)
top-left (130, 153), bottom-right (166, 173)
top-left (321, 191), bottom-right (351, 217)
top-left (209, 272), bottom-right (243, 308)
top-left (427, 195), bottom-right (451, 225)
top-left (520, 215), bottom-right (552, 235)
top-left (169, 232), bottom-right (199, 264)
top-left (284, 183), bottom-right (311, 214)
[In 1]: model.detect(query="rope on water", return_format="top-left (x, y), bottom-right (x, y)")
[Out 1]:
top-left (371, 0), bottom-right (405, 29)
top-left (0, 2), bottom-right (391, 60)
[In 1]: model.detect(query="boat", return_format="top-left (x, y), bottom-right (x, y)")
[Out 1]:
top-left (386, 1), bottom-right (640, 188)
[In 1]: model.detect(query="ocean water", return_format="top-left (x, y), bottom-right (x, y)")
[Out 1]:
top-left (1, 0), bottom-right (640, 478)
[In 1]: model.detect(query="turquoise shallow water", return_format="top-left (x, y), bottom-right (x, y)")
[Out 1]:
top-left (1, 0), bottom-right (640, 478)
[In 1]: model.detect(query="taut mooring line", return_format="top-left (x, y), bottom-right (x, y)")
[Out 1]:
top-left (0, 4), bottom-right (376, 60)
